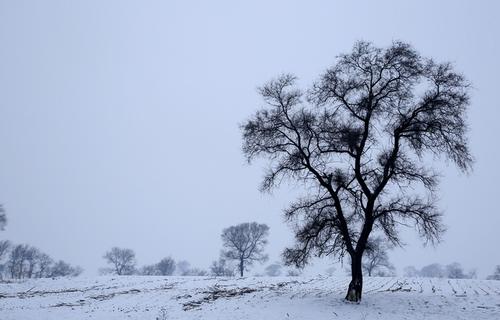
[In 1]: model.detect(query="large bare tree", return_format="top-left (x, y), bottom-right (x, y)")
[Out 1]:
top-left (242, 41), bottom-right (472, 301)
top-left (103, 247), bottom-right (137, 275)
top-left (221, 222), bottom-right (269, 276)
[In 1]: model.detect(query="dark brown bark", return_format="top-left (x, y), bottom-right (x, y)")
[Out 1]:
top-left (346, 253), bottom-right (363, 302)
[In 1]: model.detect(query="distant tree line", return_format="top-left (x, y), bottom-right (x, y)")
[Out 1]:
top-left (100, 244), bottom-right (500, 280)
top-left (100, 247), bottom-right (210, 276)
top-left (0, 240), bottom-right (82, 279)
top-left (403, 262), bottom-right (477, 279)
top-left (101, 222), bottom-right (272, 278)
top-left (3, 206), bottom-right (499, 281)
top-left (261, 262), bottom-right (301, 277)
top-left (0, 208), bottom-right (81, 280)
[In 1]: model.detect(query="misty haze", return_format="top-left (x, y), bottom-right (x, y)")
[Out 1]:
top-left (1, 1), bottom-right (499, 319)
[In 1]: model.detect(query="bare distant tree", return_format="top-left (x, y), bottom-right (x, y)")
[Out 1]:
top-left (156, 257), bottom-right (176, 276)
top-left (140, 264), bottom-right (159, 276)
top-left (487, 265), bottom-right (500, 280)
top-left (2, 242), bottom-right (80, 279)
top-left (445, 262), bottom-right (467, 279)
top-left (176, 260), bottom-right (191, 276)
top-left (0, 240), bottom-right (11, 279)
top-left (399, 263), bottom-right (474, 279)
top-left (221, 222), bottom-right (269, 277)
top-left (8, 244), bottom-right (31, 279)
top-left (24, 246), bottom-right (41, 279)
top-left (103, 247), bottom-right (136, 275)
top-left (420, 263), bottom-right (445, 278)
top-left (35, 253), bottom-right (54, 278)
top-left (0, 205), bottom-right (6, 231)
top-left (466, 269), bottom-right (477, 279)
top-left (50, 260), bottom-right (82, 277)
top-left (444, 263), bottom-right (475, 279)
top-left (362, 237), bottom-right (395, 277)
top-left (403, 266), bottom-right (420, 277)
top-left (0, 240), bottom-right (10, 261)
top-left (7, 244), bottom-right (47, 279)
top-left (242, 41), bottom-right (472, 301)
top-left (265, 263), bottom-right (282, 277)
top-left (210, 257), bottom-right (235, 277)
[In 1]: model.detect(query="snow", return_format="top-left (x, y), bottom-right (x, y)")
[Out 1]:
top-left (1, 276), bottom-right (499, 319)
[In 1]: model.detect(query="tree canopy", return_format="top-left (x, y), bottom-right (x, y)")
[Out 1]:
top-left (242, 40), bottom-right (472, 301)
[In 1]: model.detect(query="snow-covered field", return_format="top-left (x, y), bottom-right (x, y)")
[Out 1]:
top-left (1, 276), bottom-right (499, 319)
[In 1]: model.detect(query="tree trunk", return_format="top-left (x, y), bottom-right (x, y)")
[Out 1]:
top-left (345, 253), bottom-right (363, 302)
top-left (239, 259), bottom-right (244, 277)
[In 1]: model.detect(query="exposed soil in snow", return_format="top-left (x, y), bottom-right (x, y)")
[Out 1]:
top-left (1, 276), bottom-right (499, 319)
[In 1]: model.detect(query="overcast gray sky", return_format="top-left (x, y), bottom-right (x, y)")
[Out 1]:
top-left (0, 0), bottom-right (499, 277)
